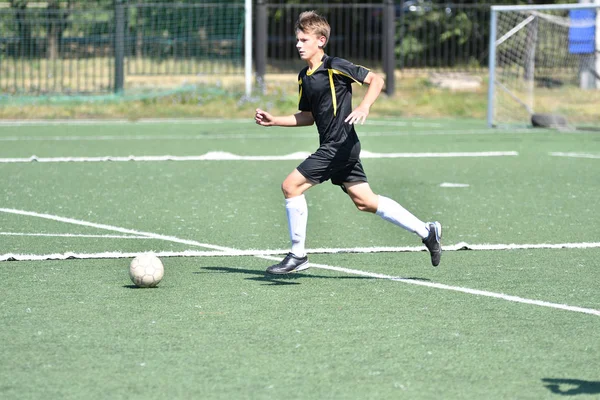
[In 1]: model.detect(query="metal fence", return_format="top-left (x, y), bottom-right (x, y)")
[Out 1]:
top-left (0, 2), bottom-right (246, 95)
top-left (262, 3), bottom-right (386, 72)
top-left (0, 7), bottom-right (116, 95)
top-left (124, 3), bottom-right (246, 76)
top-left (262, 2), bottom-right (490, 72)
top-left (0, 1), bottom-right (494, 96)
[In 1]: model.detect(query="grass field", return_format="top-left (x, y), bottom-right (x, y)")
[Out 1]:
top-left (0, 118), bottom-right (599, 399)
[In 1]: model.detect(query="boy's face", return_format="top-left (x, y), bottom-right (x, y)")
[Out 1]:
top-left (296, 30), bottom-right (326, 61)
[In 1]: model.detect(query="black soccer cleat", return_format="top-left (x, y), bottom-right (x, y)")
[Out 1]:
top-left (266, 253), bottom-right (309, 275)
top-left (422, 221), bottom-right (442, 267)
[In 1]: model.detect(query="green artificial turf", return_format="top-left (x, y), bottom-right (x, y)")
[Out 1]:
top-left (0, 119), bottom-right (598, 399)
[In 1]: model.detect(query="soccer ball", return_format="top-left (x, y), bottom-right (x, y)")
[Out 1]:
top-left (129, 254), bottom-right (164, 288)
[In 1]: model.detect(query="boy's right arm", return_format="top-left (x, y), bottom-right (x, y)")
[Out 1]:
top-left (255, 109), bottom-right (314, 127)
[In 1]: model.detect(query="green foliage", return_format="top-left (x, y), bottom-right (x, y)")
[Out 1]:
top-left (397, 6), bottom-right (484, 67)
top-left (396, 36), bottom-right (425, 62)
top-left (440, 11), bottom-right (472, 45)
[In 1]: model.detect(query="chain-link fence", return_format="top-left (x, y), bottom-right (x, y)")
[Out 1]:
top-left (0, 2), bottom-right (245, 96)
top-left (0, 1), bottom-right (499, 96)
top-left (263, 2), bottom-right (490, 72)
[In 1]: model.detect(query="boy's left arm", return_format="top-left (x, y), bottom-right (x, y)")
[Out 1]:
top-left (345, 71), bottom-right (385, 125)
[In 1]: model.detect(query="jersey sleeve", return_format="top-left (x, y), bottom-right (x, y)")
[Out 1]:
top-left (298, 69), bottom-right (311, 111)
top-left (329, 57), bottom-right (370, 84)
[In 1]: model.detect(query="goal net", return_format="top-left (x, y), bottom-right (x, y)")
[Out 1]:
top-left (488, 3), bottom-right (600, 129)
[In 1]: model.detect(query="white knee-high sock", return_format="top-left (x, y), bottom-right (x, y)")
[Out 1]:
top-left (285, 195), bottom-right (308, 257)
top-left (376, 195), bottom-right (429, 239)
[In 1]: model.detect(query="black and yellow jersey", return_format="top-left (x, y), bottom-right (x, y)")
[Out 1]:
top-left (298, 54), bottom-right (370, 156)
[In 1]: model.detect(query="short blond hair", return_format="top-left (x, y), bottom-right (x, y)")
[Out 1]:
top-left (295, 10), bottom-right (331, 48)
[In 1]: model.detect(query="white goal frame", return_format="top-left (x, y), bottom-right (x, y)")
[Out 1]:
top-left (487, 3), bottom-right (600, 128)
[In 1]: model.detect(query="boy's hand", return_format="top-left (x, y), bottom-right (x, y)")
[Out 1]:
top-left (255, 108), bottom-right (275, 126)
top-left (346, 71), bottom-right (383, 125)
top-left (345, 105), bottom-right (369, 125)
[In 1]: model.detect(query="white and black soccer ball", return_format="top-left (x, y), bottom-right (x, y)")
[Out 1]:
top-left (129, 254), bottom-right (164, 288)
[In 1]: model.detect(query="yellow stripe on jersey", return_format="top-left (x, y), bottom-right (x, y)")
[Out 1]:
top-left (298, 78), bottom-right (302, 107)
top-left (328, 69), bottom-right (337, 116)
top-left (330, 69), bottom-right (364, 85)
top-left (327, 68), bottom-right (368, 116)
top-left (307, 62), bottom-right (323, 76)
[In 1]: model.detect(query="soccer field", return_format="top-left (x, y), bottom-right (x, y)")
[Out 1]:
top-left (0, 118), bottom-right (598, 399)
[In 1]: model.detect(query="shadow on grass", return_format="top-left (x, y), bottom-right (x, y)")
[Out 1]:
top-left (122, 284), bottom-right (160, 289)
top-left (197, 266), bottom-right (429, 286)
top-left (542, 378), bottom-right (600, 396)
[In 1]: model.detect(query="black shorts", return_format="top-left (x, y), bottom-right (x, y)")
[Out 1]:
top-left (296, 150), bottom-right (368, 190)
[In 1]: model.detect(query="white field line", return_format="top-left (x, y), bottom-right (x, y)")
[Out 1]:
top-left (0, 119), bottom-right (249, 126)
top-left (0, 151), bottom-right (519, 163)
top-left (0, 118), bottom-right (440, 128)
top-left (440, 182), bottom-right (470, 188)
top-left (0, 129), bottom-right (563, 142)
top-left (361, 151), bottom-right (518, 158)
top-left (1, 207), bottom-right (598, 317)
top-left (0, 208), bottom-right (231, 252)
top-left (0, 133), bottom-right (319, 142)
top-left (0, 118), bottom-right (591, 134)
top-left (550, 152), bottom-right (600, 159)
top-left (0, 232), bottom-right (153, 239)
top-left (3, 241), bottom-right (600, 262)
top-left (258, 255), bottom-right (600, 317)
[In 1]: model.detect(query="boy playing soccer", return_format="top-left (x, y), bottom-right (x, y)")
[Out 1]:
top-left (255, 10), bottom-right (441, 274)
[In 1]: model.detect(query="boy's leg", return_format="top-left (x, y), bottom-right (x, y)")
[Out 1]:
top-left (267, 169), bottom-right (315, 274)
top-left (344, 182), bottom-right (429, 238)
top-left (281, 169), bottom-right (315, 199)
top-left (376, 194), bottom-right (430, 239)
top-left (344, 182), bottom-right (442, 266)
top-left (286, 194), bottom-right (308, 258)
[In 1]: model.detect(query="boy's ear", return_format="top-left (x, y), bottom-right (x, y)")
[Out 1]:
top-left (318, 36), bottom-right (327, 48)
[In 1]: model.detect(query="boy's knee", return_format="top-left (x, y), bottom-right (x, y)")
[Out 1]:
top-left (353, 198), bottom-right (377, 213)
top-left (281, 181), bottom-right (298, 198)
top-left (355, 203), bottom-right (370, 212)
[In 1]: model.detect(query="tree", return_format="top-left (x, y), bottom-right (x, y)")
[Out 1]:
top-left (10, 0), bottom-right (32, 57)
top-left (46, 0), bottom-right (73, 60)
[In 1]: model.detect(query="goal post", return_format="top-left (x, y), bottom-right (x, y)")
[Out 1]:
top-left (244, 0), bottom-right (253, 96)
top-left (487, 3), bottom-right (600, 129)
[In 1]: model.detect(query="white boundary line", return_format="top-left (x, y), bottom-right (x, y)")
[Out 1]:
top-left (0, 130), bottom-right (544, 142)
top-left (0, 151), bottom-right (519, 163)
top-left (3, 241), bottom-right (600, 261)
top-left (0, 232), bottom-right (153, 239)
top-left (259, 256), bottom-right (600, 317)
top-left (0, 119), bottom-right (249, 126)
top-left (1, 207), bottom-right (598, 317)
top-left (4, 240), bottom-right (600, 261)
top-left (0, 118), bottom-right (442, 127)
top-left (0, 133), bottom-right (320, 142)
top-left (0, 118), bottom-right (595, 133)
top-left (550, 152), bottom-right (600, 159)
top-left (0, 208), bottom-right (231, 251)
